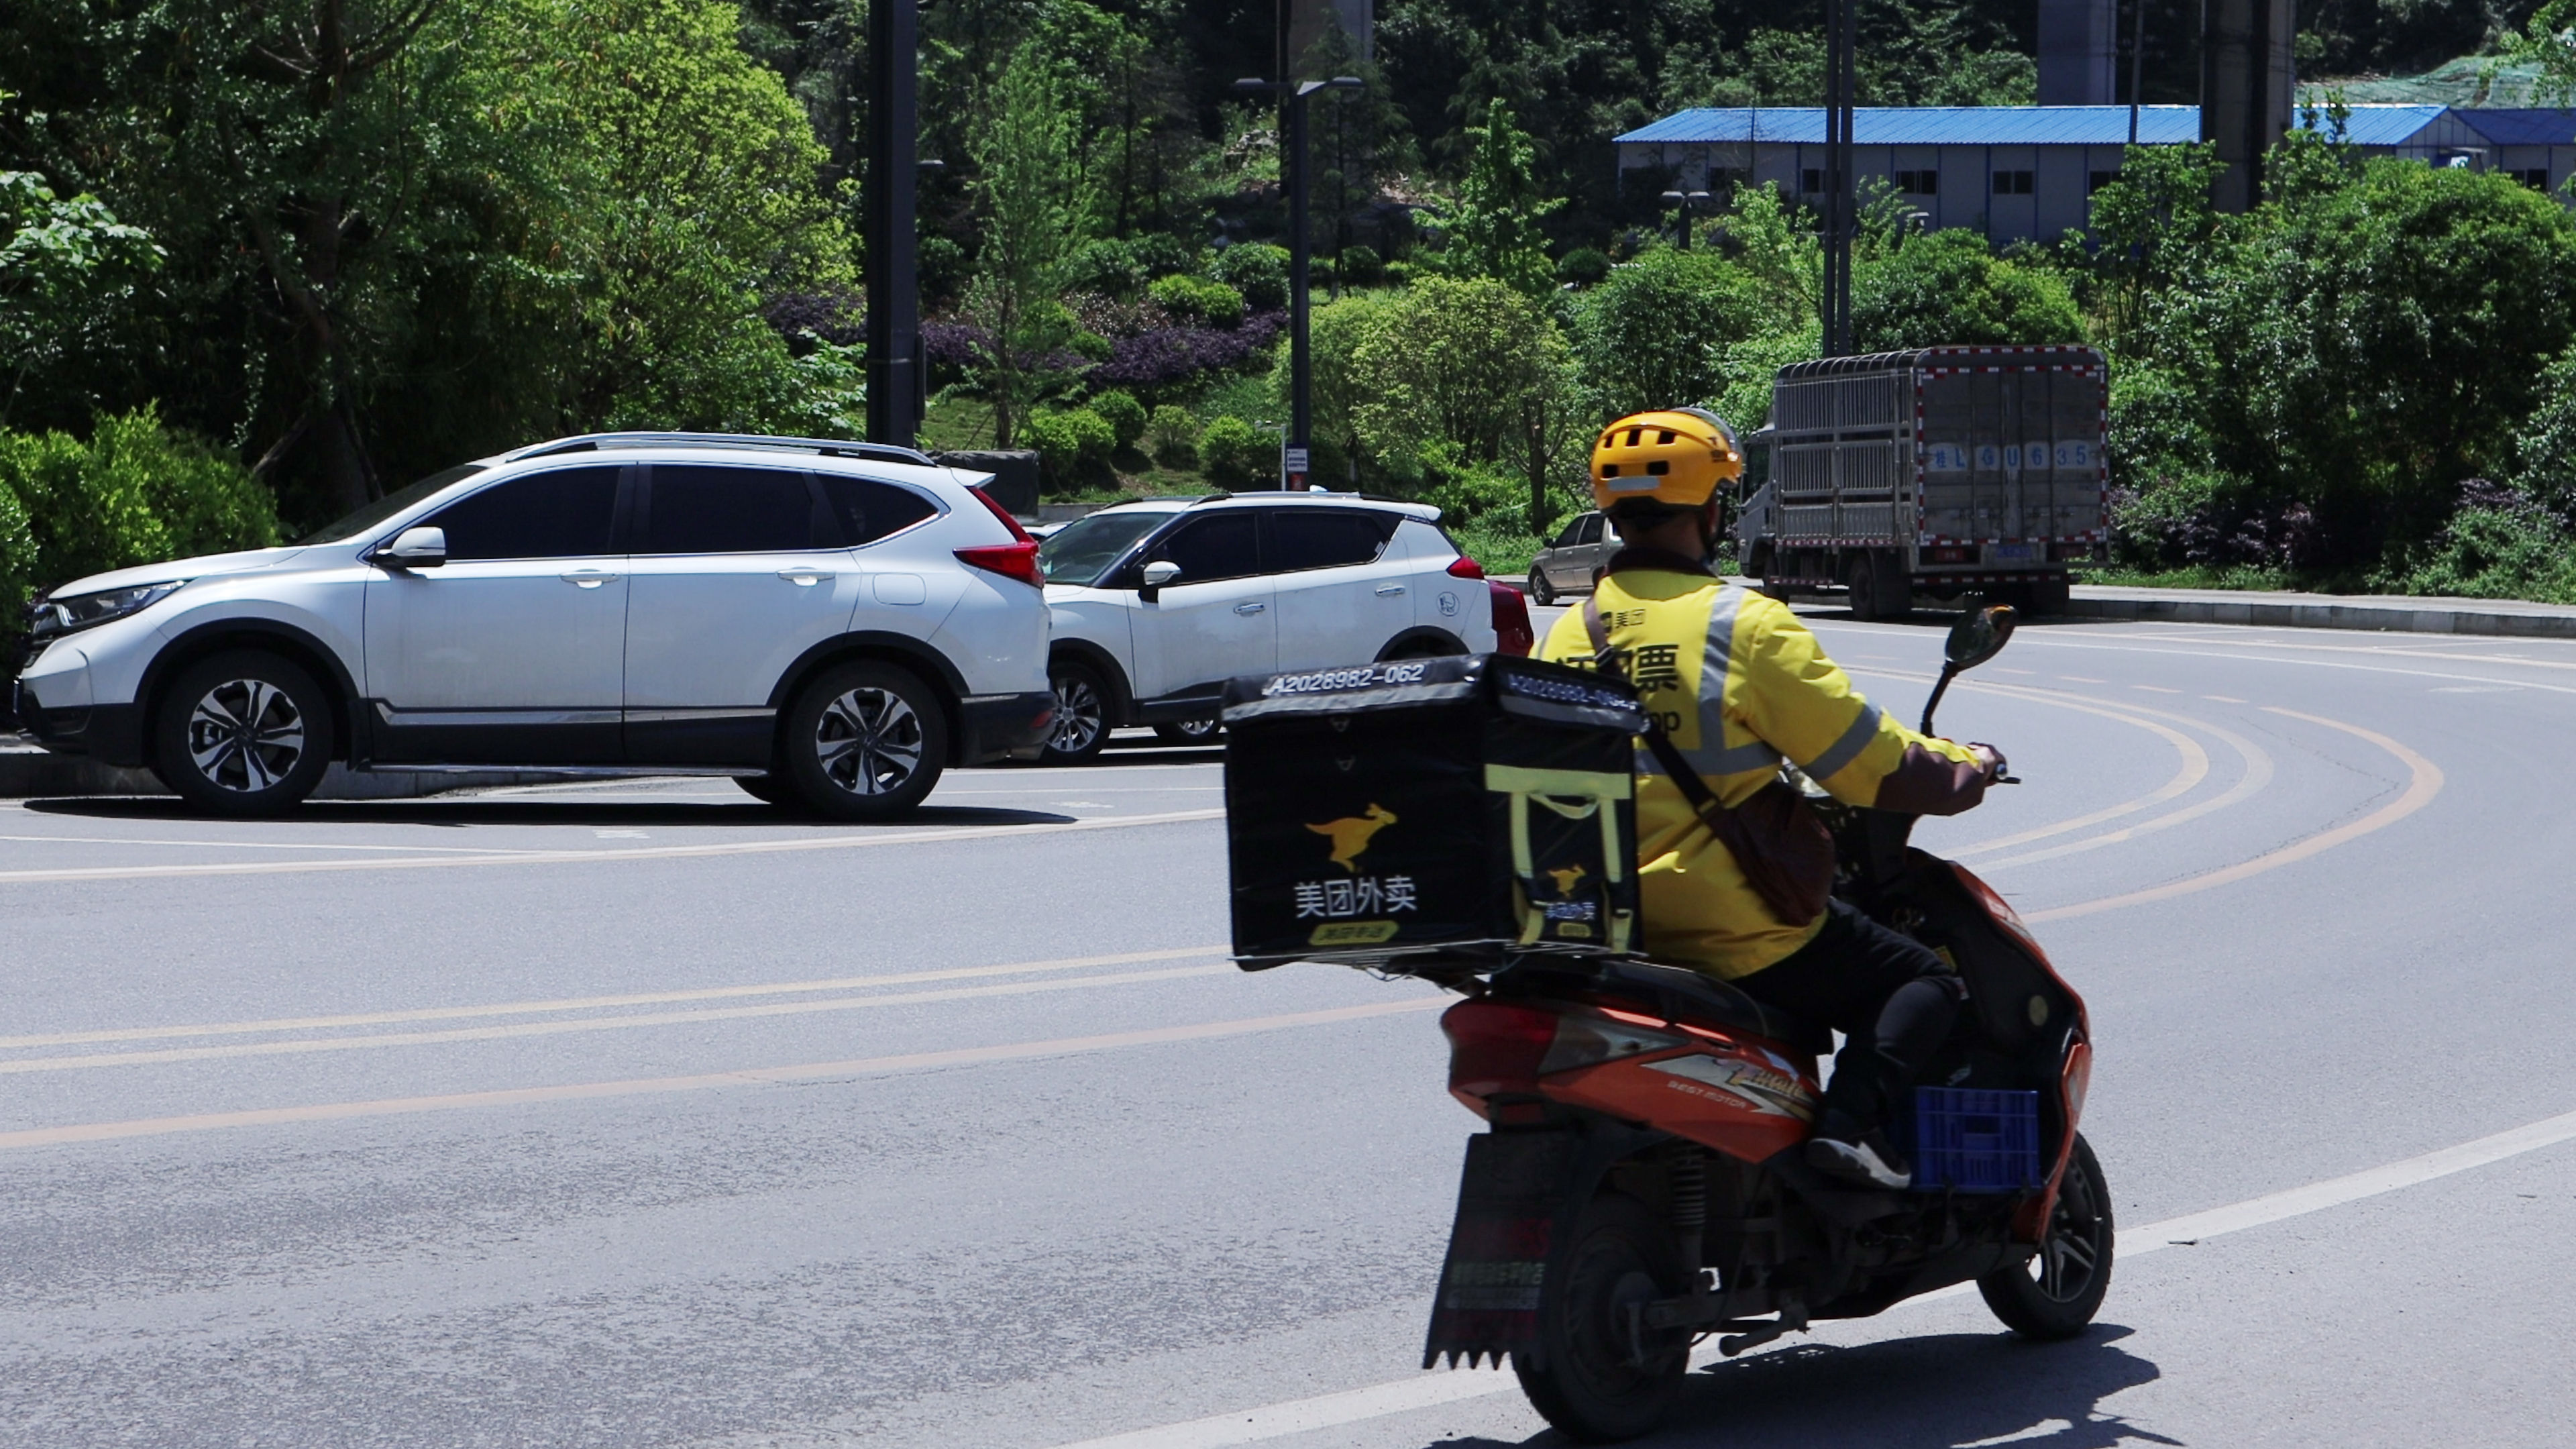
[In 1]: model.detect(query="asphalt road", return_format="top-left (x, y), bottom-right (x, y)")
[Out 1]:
top-left (3, 609), bottom-right (2573, 1448)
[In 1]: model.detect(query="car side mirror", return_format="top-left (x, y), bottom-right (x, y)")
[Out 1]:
top-left (1139, 559), bottom-right (1182, 602)
top-left (1944, 603), bottom-right (2017, 672)
top-left (375, 526), bottom-right (447, 570)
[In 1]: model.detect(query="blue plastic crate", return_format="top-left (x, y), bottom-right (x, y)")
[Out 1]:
top-left (1902, 1087), bottom-right (2041, 1193)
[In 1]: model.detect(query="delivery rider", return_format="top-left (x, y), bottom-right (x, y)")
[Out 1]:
top-left (1536, 408), bottom-right (2006, 1191)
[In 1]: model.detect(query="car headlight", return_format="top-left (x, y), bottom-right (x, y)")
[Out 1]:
top-left (28, 580), bottom-right (188, 639)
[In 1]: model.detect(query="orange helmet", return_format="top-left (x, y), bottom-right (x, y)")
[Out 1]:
top-left (1589, 408), bottom-right (1743, 511)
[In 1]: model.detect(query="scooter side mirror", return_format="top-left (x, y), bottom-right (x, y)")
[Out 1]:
top-left (1944, 604), bottom-right (2017, 672)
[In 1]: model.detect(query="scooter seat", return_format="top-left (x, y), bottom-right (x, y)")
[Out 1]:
top-left (1508, 957), bottom-right (1833, 1058)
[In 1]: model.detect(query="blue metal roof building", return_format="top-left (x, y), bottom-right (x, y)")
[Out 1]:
top-left (1614, 104), bottom-right (2565, 246)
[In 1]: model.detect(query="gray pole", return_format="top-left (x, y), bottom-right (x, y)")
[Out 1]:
top-left (1287, 89), bottom-right (1311, 488)
top-left (2129, 0), bottom-right (2145, 145)
top-left (864, 0), bottom-right (919, 448)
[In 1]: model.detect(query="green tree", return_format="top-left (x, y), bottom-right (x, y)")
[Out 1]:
top-left (963, 45), bottom-right (1096, 447)
top-left (1429, 99), bottom-right (1558, 297)
top-left (0, 168), bottom-right (162, 426)
top-left (1572, 249), bottom-right (1770, 417)
top-left (1851, 229), bottom-right (2086, 352)
top-left (1344, 276), bottom-right (1584, 524)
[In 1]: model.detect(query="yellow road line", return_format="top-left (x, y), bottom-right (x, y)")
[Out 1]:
top-left (0, 945), bottom-right (1230, 1050)
top-left (0, 964), bottom-right (1237, 1075)
top-left (0, 808), bottom-right (1225, 885)
top-left (0, 997), bottom-right (1449, 1151)
top-left (2027, 706), bottom-right (2441, 921)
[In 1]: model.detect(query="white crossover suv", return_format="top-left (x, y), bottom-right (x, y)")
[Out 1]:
top-left (1032, 493), bottom-right (1497, 762)
top-left (11, 433), bottom-right (1055, 818)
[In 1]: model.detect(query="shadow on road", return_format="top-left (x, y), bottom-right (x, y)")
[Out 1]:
top-left (19, 797), bottom-right (1080, 830)
top-left (1423, 1325), bottom-right (2171, 1449)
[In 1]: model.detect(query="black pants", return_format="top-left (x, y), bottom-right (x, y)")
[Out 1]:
top-left (1733, 900), bottom-right (1962, 1138)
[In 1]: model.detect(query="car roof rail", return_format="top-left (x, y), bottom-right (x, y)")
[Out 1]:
top-left (503, 431), bottom-right (941, 468)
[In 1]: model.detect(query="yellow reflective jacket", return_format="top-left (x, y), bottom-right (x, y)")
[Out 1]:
top-left (1536, 555), bottom-right (1989, 979)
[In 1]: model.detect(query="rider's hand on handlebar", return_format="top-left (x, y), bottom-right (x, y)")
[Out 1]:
top-left (1970, 743), bottom-right (2012, 783)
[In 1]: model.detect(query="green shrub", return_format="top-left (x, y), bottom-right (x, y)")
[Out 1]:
top-left (0, 407), bottom-right (278, 652)
top-left (1067, 237), bottom-right (1147, 297)
top-left (1335, 244), bottom-right (1384, 287)
top-left (1090, 390), bottom-right (1148, 449)
top-left (1197, 415), bottom-right (1273, 488)
top-left (2374, 482), bottom-right (2576, 603)
top-left (1022, 407), bottom-right (1117, 488)
top-left (1381, 260), bottom-right (1413, 288)
top-left (1148, 273), bottom-right (1244, 327)
top-left (1210, 242), bottom-right (1291, 311)
top-left (1147, 405), bottom-right (1200, 465)
top-left (1555, 247), bottom-right (1613, 287)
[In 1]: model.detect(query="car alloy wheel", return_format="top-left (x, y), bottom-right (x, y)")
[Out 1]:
top-left (814, 685), bottom-right (926, 796)
top-left (152, 649), bottom-right (337, 816)
top-left (1051, 673), bottom-right (1105, 755)
top-left (187, 678), bottom-right (307, 793)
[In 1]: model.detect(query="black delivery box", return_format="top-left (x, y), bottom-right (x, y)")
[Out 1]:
top-left (1221, 654), bottom-right (1646, 971)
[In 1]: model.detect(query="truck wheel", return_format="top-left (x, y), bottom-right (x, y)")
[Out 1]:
top-left (1511, 1192), bottom-right (1690, 1442)
top-left (2025, 574), bottom-right (2072, 616)
top-left (1845, 556), bottom-right (1883, 622)
top-left (152, 650), bottom-right (336, 816)
top-left (1872, 553), bottom-right (1914, 620)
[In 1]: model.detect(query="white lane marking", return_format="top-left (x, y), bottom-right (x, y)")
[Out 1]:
top-left (2025, 706), bottom-right (2440, 922)
top-left (2130, 684), bottom-right (2181, 694)
top-left (0, 945), bottom-right (1230, 1050)
top-left (2202, 694), bottom-right (2247, 703)
top-left (1043, 1106), bottom-right (2576, 1449)
top-left (2004, 635), bottom-right (2576, 697)
top-left (1967, 701), bottom-right (2275, 871)
top-left (594, 828), bottom-right (649, 839)
top-left (938, 786), bottom-right (1224, 795)
top-left (0, 833), bottom-right (552, 855)
top-left (0, 965), bottom-right (1238, 1075)
top-left (2057, 675), bottom-right (2108, 684)
top-left (2429, 685), bottom-right (2521, 694)
top-left (0, 997), bottom-right (1449, 1150)
top-left (0, 808), bottom-right (1226, 885)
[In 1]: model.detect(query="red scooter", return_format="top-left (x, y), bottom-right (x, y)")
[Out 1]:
top-left (1415, 606), bottom-right (2110, 1442)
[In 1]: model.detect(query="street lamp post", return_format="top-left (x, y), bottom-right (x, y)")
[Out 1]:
top-left (1238, 75), bottom-right (1363, 489)
top-left (865, 0), bottom-right (920, 447)
top-left (1658, 188), bottom-right (1712, 249)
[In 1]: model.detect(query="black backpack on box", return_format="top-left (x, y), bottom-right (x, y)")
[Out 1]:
top-left (1221, 654), bottom-right (1646, 973)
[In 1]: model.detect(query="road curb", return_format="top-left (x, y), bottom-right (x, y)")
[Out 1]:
top-left (1507, 575), bottom-right (2576, 641)
top-left (2061, 591), bottom-right (2576, 639)
top-left (0, 745), bottom-right (592, 802)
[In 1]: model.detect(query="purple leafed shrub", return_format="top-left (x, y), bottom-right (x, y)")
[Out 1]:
top-left (1090, 311), bottom-right (1285, 391)
top-left (919, 320), bottom-right (1089, 377)
top-left (764, 292), bottom-right (864, 347)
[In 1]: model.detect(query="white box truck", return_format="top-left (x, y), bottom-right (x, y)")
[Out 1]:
top-left (1731, 345), bottom-right (2108, 619)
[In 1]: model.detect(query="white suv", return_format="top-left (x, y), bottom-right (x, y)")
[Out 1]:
top-left (11, 433), bottom-right (1055, 818)
top-left (1032, 494), bottom-right (1497, 762)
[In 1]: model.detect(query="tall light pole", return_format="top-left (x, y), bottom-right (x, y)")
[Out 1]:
top-left (1821, 0), bottom-right (1857, 356)
top-left (1237, 75), bottom-right (1364, 489)
top-left (1659, 188), bottom-right (1712, 248)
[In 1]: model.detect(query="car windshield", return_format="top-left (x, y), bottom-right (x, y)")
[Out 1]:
top-left (1037, 509), bottom-right (1171, 586)
top-left (297, 463), bottom-right (490, 545)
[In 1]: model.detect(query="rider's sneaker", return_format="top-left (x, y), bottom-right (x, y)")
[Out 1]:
top-left (1807, 1129), bottom-right (1913, 1190)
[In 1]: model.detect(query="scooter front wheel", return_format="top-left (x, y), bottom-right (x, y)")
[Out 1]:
top-left (1512, 1191), bottom-right (1690, 1443)
top-left (1978, 1132), bottom-right (2114, 1338)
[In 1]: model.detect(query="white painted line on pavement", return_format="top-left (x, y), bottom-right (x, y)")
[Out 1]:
top-left (0, 965), bottom-right (1240, 1075)
top-left (0, 808), bottom-right (1226, 885)
top-left (0, 996), bottom-right (1448, 1150)
top-left (1043, 1106), bottom-right (2576, 1449)
top-left (0, 945), bottom-right (1232, 1050)
top-left (0, 832), bottom-right (554, 855)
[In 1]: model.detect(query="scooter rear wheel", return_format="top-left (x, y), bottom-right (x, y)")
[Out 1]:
top-left (1978, 1132), bottom-right (2114, 1338)
top-left (1512, 1191), bottom-right (1690, 1443)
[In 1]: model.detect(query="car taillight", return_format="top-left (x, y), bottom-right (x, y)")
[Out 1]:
top-left (1442, 999), bottom-right (1560, 1100)
top-left (956, 541), bottom-right (1044, 587)
top-left (1489, 581), bottom-right (1533, 656)
top-left (1446, 555), bottom-right (1487, 580)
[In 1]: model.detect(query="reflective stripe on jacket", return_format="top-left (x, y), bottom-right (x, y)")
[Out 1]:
top-left (1536, 561), bottom-right (1988, 979)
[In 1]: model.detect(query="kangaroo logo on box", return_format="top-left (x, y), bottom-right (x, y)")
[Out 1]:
top-left (1546, 863), bottom-right (1587, 896)
top-left (1307, 804), bottom-right (1397, 872)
